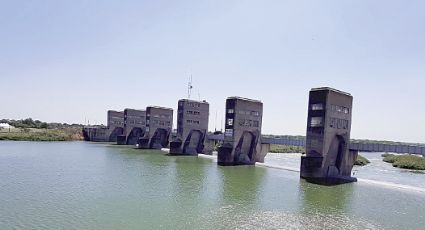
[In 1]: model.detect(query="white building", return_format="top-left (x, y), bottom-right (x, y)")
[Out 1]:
top-left (0, 123), bottom-right (14, 129)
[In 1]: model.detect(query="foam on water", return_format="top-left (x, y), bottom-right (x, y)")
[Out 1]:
top-left (357, 178), bottom-right (425, 194)
top-left (194, 150), bottom-right (425, 194)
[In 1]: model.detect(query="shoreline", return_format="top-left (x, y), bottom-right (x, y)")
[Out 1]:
top-left (0, 127), bottom-right (83, 142)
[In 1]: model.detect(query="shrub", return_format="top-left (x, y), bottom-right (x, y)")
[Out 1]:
top-left (269, 144), bottom-right (305, 154)
top-left (382, 154), bottom-right (425, 170)
top-left (354, 155), bottom-right (370, 166)
top-left (0, 128), bottom-right (83, 141)
top-left (382, 153), bottom-right (397, 163)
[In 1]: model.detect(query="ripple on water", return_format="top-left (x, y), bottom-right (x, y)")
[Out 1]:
top-left (1, 142), bottom-right (424, 229)
top-left (199, 205), bottom-right (383, 230)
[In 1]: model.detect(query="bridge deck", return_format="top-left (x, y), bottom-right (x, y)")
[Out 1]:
top-left (207, 134), bottom-right (425, 156)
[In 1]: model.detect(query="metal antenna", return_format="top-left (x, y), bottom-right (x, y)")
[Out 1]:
top-left (220, 113), bottom-right (223, 132)
top-left (215, 110), bottom-right (217, 131)
top-left (187, 75), bottom-right (193, 99)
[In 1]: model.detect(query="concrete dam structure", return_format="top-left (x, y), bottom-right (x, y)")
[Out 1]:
top-left (138, 106), bottom-right (173, 150)
top-left (218, 97), bottom-right (263, 166)
top-left (170, 99), bottom-right (209, 156)
top-left (117, 109), bottom-right (146, 145)
top-left (82, 87), bottom-right (424, 186)
top-left (106, 110), bottom-right (125, 142)
top-left (83, 110), bottom-right (127, 143)
top-left (82, 126), bottom-right (108, 142)
top-left (300, 87), bottom-right (357, 185)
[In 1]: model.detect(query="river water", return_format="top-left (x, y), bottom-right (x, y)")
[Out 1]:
top-left (0, 141), bottom-right (424, 229)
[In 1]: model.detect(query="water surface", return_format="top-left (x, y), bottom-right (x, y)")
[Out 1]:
top-left (265, 152), bottom-right (425, 189)
top-left (0, 141), bottom-right (424, 229)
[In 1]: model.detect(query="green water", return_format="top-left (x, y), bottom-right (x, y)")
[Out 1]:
top-left (0, 141), bottom-right (424, 229)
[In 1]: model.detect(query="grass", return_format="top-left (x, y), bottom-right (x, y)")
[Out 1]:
top-left (382, 153), bottom-right (425, 170)
top-left (269, 144), bottom-right (305, 154)
top-left (0, 128), bottom-right (83, 141)
top-left (354, 154), bottom-right (370, 166)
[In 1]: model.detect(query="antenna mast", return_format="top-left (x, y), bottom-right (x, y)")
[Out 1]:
top-left (215, 111), bottom-right (217, 131)
top-left (187, 75), bottom-right (193, 99)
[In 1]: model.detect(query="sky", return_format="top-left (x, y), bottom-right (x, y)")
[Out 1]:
top-left (1, 0), bottom-right (424, 143)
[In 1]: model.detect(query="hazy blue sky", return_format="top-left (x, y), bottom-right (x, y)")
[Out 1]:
top-left (1, 0), bottom-right (424, 143)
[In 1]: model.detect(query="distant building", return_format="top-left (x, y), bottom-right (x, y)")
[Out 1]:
top-left (300, 87), bottom-right (357, 184)
top-left (170, 99), bottom-right (209, 155)
top-left (218, 97), bottom-right (263, 166)
top-left (138, 106), bottom-right (173, 149)
top-left (0, 123), bottom-right (13, 129)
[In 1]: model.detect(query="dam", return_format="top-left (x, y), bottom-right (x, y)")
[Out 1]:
top-left (169, 99), bottom-right (209, 156)
top-left (138, 106), bottom-right (173, 150)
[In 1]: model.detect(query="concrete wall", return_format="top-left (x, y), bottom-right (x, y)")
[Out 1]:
top-left (301, 87), bottom-right (357, 184)
top-left (170, 99), bottom-right (209, 155)
top-left (124, 109), bottom-right (146, 136)
top-left (139, 106), bottom-right (173, 149)
top-left (107, 110), bottom-right (124, 142)
top-left (123, 108), bottom-right (146, 145)
top-left (107, 110), bottom-right (124, 129)
top-left (218, 97), bottom-right (263, 166)
top-left (255, 143), bottom-right (270, 163)
top-left (83, 127), bottom-right (108, 142)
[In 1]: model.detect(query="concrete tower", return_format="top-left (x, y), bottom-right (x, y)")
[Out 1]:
top-left (218, 97), bottom-right (263, 166)
top-left (117, 108), bottom-right (146, 145)
top-left (170, 99), bottom-right (209, 155)
top-left (106, 110), bottom-right (124, 142)
top-left (138, 106), bottom-right (173, 150)
top-left (300, 87), bottom-right (357, 184)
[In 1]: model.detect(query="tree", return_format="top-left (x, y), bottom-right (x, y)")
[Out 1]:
top-left (22, 118), bottom-right (35, 127)
top-left (40, 122), bottom-right (48, 129)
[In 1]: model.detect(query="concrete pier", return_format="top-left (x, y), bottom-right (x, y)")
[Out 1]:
top-left (106, 110), bottom-right (124, 142)
top-left (300, 87), bottom-right (357, 185)
top-left (170, 99), bottom-right (209, 156)
top-left (138, 106), bottom-right (173, 150)
top-left (122, 108), bottom-right (146, 145)
top-left (218, 97), bottom-right (263, 166)
top-left (255, 143), bottom-right (270, 163)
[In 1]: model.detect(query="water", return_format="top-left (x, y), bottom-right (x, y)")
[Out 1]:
top-left (265, 152), bottom-right (425, 189)
top-left (0, 141), bottom-right (424, 229)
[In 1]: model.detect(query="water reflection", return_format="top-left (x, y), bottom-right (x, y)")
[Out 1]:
top-left (1, 142), bottom-right (424, 229)
top-left (298, 179), bottom-right (354, 213)
top-left (171, 156), bottom-right (211, 204)
top-left (218, 166), bottom-right (267, 208)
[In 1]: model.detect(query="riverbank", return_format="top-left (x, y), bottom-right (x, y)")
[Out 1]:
top-left (0, 128), bottom-right (83, 141)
